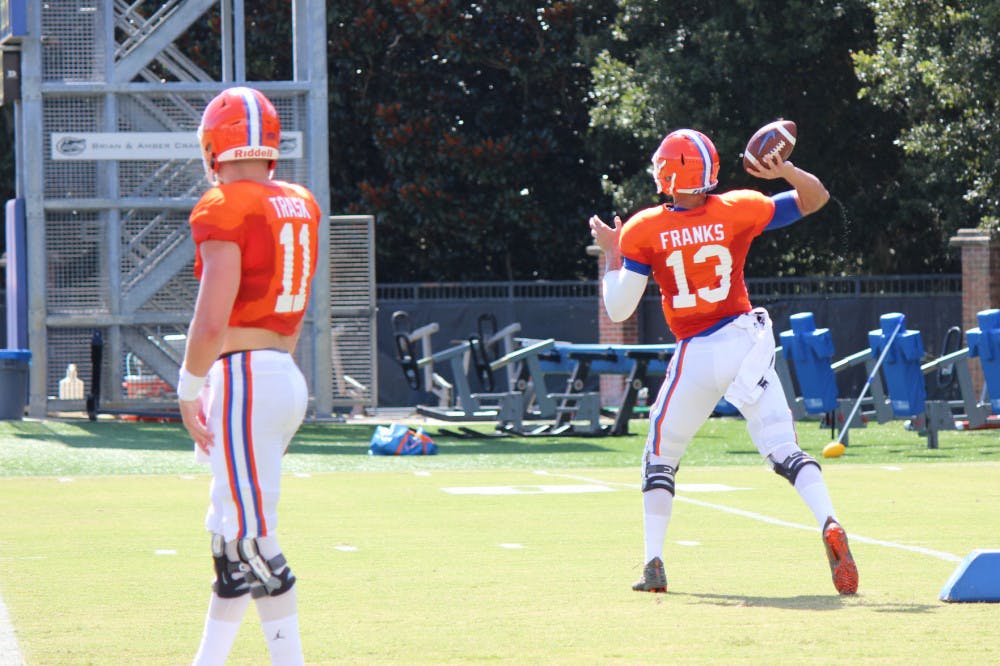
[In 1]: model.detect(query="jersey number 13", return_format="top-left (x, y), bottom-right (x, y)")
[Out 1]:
top-left (665, 244), bottom-right (733, 308)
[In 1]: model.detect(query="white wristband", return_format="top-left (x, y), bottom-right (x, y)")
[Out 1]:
top-left (177, 367), bottom-right (207, 402)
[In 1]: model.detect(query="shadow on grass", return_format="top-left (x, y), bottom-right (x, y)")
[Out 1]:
top-left (12, 416), bottom-right (991, 464)
top-left (6, 420), bottom-right (614, 457)
top-left (7, 420), bottom-right (193, 452)
top-left (674, 591), bottom-right (939, 613)
top-left (289, 428), bottom-right (615, 456)
top-left (850, 445), bottom-right (988, 460)
top-left (439, 439), bottom-right (612, 455)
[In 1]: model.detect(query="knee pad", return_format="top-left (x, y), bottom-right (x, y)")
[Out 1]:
top-left (237, 538), bottom-right (297, 598)
top-left (642, 460), bottom-right (679, 495)
top-left (747, 413), bottom-right (796, 455)
top-left (769, 450), bottom-right (821, 486)
top-left (211, 533), bottom-right (250, 598)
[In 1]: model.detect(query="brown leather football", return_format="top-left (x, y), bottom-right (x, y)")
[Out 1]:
top-left (743, 120), bottom-right (797, 172)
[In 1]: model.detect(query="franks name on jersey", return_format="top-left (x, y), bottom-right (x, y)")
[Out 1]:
top-left (659, 223), bottom-right (726, 249)
top-left (268, 196), bottom-right (312, 220)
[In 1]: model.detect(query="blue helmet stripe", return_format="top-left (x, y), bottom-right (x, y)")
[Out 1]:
top-left (235, 87), bottom-right (262, 147)
top-left (678, 130), bottom-right (712, 190)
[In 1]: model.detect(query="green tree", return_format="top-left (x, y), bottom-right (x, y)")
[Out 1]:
top-left (587, 0), bottom-right (952, 275)
top-left (328, 1), bottom-right (616, 281)
top-left (853, 0), bottom-right (1000, 234)
top-left (168, 1), bottom-right (294, 82)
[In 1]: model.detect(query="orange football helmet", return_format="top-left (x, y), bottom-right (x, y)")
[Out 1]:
top-left (650, 129), bottom-right (720, 196)
top-left (197, 87), bottom-right (281, 181)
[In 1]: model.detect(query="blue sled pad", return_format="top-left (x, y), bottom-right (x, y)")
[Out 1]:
top-left (939, 549), bottom-right (1000, 602)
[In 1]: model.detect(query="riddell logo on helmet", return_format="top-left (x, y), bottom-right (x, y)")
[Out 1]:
top-left (232, 147), bottom-right (273, 159)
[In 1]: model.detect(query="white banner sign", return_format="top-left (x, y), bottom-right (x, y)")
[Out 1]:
top-left (50, 131), bottom-right (303, 161)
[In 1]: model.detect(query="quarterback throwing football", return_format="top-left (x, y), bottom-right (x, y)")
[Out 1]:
top-left (589, 129), bottom-right (858, 596)
top-left (179, 87), bottom-right (320, 665)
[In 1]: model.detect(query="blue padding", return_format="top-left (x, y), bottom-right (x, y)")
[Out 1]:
top-left (5, 198), bottom-right (29, 349)
top-left (779, 312), bottom-right (838, 414)
top-left (713, 398), bottom-right (740, 416)
top-left (966, 308), bottom-right (1000, 412)
top-left (939, 549), bottom-right (1000, 602)
top-left (763, 191), bottom-right (802, 231)
top-left (869, 312), bottom-right (926, 417)
top-left (0, 349), bottom-right (31, 361)
top-left (539, 343), bottom-right (675, 375)
top-left (623, 257), bottom-right (651, 276)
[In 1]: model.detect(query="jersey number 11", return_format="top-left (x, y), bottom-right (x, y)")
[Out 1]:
top-left (275, 222), bottom-right (311, 314)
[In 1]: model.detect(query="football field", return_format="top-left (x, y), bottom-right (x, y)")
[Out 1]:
top-left (0, 418), bottom-right (998, 664)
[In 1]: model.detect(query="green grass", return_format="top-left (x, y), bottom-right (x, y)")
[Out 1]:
top-left (2, 414), bottom-right (999, 477)
top-left (1, 415), bottom-right (999, 664)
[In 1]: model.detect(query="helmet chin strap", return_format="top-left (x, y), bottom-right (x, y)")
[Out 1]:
top-left (202, 164), bottom-right (218, 186)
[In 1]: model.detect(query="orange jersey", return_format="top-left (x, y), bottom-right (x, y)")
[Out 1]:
top-left (189, 179), bottom-right (321, 336)
top-left (619, 190), bottom-right (775, 339)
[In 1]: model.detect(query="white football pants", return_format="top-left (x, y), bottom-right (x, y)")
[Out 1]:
top-left (646, 311), bottom-right (795, 466)
top-left (203, 350), bottom-right (308, 542)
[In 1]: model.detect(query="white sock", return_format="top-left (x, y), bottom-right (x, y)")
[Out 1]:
top-left (256, 588), bottom-right (304, 666)
top-left (260, 614), bottom-right (304, 666)
top-left (643, 488), bottom-right (673, 563)
top-left (793, 465), bottom-right (837, 528)
top-left (192, 593), bottom-right (251, 666)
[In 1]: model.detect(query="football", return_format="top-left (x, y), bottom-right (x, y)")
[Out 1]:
top-left (742, 119), bottom-right (797, 172)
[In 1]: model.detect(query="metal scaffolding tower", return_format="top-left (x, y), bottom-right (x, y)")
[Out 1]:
top-left (6, 1), bottom-right (377, 418)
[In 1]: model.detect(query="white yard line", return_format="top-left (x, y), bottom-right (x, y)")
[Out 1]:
top-left (537, 470), bottom-right (964, 563)
top-left (0, 594), bottom-right (25, 666)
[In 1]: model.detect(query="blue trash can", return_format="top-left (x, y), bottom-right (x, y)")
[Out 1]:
top-left (0, 349), bottom-right (31, 419)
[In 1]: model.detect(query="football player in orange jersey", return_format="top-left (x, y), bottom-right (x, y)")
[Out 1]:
top-left (179, 87), bottom-right (320, 665)
top-left (589, 129), bottom-right (858, 596)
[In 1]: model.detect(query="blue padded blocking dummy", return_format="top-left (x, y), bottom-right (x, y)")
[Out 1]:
top-left (779, 312), bottom-right (838, 414)
top-left (966, 308), bottom-right (1000, 412)
top-left (939, 549), bottom-right (1000, 603)
top-left (868, 312), bottom-right (926, 417)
